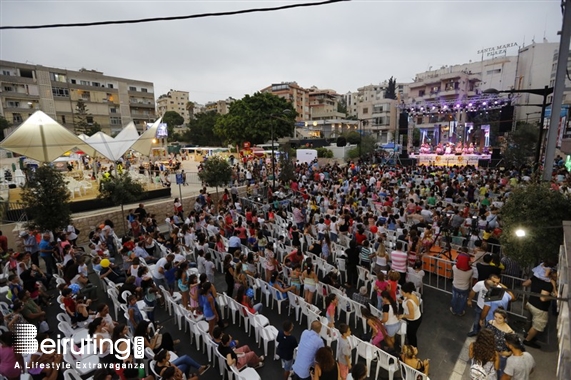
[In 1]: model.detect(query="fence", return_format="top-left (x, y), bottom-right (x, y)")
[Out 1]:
top-left (421, 254), bottom-right (529, 320)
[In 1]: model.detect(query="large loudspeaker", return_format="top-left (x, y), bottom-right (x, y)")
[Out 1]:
top-left (491, 148), bottom-right (502, 159)
top-left (499, 105), bottom-right (514, 133)
top-left (399, 112), bottom-right (409, 132)
top-left (400, 149), bottom-right (408, 158)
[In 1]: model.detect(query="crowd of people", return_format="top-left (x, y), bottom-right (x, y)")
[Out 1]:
top-left (2, 155), bottom-right (565, 380)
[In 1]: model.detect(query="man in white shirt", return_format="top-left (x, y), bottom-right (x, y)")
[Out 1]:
top-left (152, 254), bottom-right (174, 289)
top-left (466, 276), bottom-right (497, 336)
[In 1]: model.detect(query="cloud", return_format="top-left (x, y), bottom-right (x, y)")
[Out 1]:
top-left (0, 0), bottom-right (561, 104)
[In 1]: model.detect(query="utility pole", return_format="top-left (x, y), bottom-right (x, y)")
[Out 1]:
top-left (543, 0), bottom-right (571, 180)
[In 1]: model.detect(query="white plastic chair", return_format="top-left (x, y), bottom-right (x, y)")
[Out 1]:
top-left (63, 369), bottom-right (83, 380)
top-left (230, 365), bottom-right (261, 380)
top-left (286, 291), bottom-right (302, 322)
top-left (259, 325), bottom-right (279, 358)
top-left (62, 342), bottom-right (99, 375)
top-left (268, 285), bottom-right (288, 314)
top-left (400, 361), bottom-right (429, 380)
top-left (244, 307), bottom-right (270, 343)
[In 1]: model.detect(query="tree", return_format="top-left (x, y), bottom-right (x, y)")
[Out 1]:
top-left (21, 166), bottom-right (71, 232)
top-left (0, 115), bottom-right (11, 140)
top-left (501, 122), bottom-right (539, 168)
top-left (183, 111), bottom-right (224, 146)
top-left (336, 136), bottom-right (347, 147)
top-left (162, 111), bottom-right (185, 142)
top-left (384, 76), bottom-right (397, 100)
top-left (344, 131), bottom-right (361, 145)
top-left (316, 147), bottom-right (334, 158)
top-left (500, 183), bottom-right (571, 267)
top-left (186, 101), bottom-right (195, 120)
top-left (198, 156), bottom-right (232, 211)
top-left (214, 92), bottom-right (296, 145)
top-left (337, 98), bottom-right (348, 116)
top-left (278, 143), bottom-right (296, 184)
top-left (346, 134), bottom-right (377, 159)
top-left (73, 99), bottom-right (101, 136)
top-left (98, 172), bottom-right (144, 233)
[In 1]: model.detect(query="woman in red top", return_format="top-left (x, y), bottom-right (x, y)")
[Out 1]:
top-left (354, 226), bottom-right (367, 246)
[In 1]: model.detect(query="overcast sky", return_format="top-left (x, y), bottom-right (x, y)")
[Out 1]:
top-left (0, 0), bottom-right (563, 104)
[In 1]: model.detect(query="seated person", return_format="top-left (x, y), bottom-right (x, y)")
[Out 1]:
top-left (93, 257), bottom-right (126, 284)
top-left (152, 347), bottom-right (209, 380)
top-left (217, 333), bottom-right (264, 370)
top-left (268, 271), bottom-right (295, 300)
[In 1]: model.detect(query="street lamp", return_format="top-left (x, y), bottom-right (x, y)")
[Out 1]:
top-left (483, 86), bottom-right (554, 172)
top-left (269, 109), bottom-right (292, 190)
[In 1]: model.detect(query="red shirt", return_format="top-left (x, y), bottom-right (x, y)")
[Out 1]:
top-left (63, 297), bottom-right (76, 313)
top-left (355, 232), bottom-right (367, 245)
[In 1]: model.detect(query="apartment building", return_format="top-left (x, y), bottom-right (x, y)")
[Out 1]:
top-left (260, 82), bottom-right (310, 121)
top-left (204, 98), bottom-right (235, 115)
top-left (0, 60), bottom-right (155, 134)
top-left (156, 89), bottom-right (190, 124)
top-left (307, 87), bottom-right (345, 120)
top-left (551, 47), bottom-right (571, 153)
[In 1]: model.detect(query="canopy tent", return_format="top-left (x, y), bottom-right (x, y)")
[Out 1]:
top-left (84, 132), bottom-right (120, 161)
top-left (113, 122), bottom-right (140, 157)
top-left (129, 118), bottom-right (162, 156)
top-left (0, 111), bottom-right (91, 162)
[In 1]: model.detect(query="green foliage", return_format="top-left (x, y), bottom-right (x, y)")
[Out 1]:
top-left (345, 134), bottom-right (376, 159)
top-left (344, 131), bottom-right (361, 145)
top-left (500, 183), bottom-right (571, 267)
top-left (336, 136), bottom-right (347, 147)
top-left (278, 144), bottom-right (296, 184)
top-left (21, 166), bottom-right (71, 232)
top-left (214, 92), bottom-right (296, 145)
top-left (198, 156), bottom-right (232, 189)
top-left (98, 172), bottom-right (145, 232)
top-left (74, 99), bottom-right (99, 135)
top-left (502, 122), bottom-right (539, 168)
top-left (346, 147), bottom-right (360, 159)
top-left (183, 111), bottom-right (223, 146)
top-left (162, 111), bottom-right (185, 142)
top-left (0, 115), bottom-right (11, 139)
top-left (337, 98), bottom-right (348, 115)
top-left (98, 172), bottom-right (144, 207)
top-left (316, 147), bottom-right (334, 158)
top-left (384, 76), bottom-right (397, 100)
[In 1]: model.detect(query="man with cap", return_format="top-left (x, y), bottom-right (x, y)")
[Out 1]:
top-left (451, 253), bottom-right (473, 316)
top-left (351, 286), bottom-right (371, 306)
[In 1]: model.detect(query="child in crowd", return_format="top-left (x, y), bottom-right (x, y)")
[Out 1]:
top-left (276, 320), bottom-right (298, 380)
top-left (373, 271), bottom-right (390, 310)
top-left (325, 293), bottom-right (337, 328)
top-left (337, 323), bottom-right (352, 380)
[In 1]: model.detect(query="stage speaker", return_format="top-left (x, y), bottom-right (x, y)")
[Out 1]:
top-left (399, 112), bottom-right (409, 132)
top-left (491, 148), bottom-right (502, 159)
top-left (400, 149), bottom-right (408, 158)
top-left (499, 105), bottom-right (514, 133)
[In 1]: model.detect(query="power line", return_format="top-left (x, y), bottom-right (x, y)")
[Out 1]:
top-left (0, 0), bottom-right (349, 30)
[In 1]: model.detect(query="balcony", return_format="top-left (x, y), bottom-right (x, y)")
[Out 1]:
top-left (3, 103), bottom-right (40, 111)
top-left (0, 90), bottom-right (39, 99)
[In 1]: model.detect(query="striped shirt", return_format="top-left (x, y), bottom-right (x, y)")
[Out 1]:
top-left (360, 247), bottom-right (372, 263)
top-left (390, 250), bottom-right (408, 272)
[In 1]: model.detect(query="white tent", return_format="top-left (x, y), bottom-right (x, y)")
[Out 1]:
top-left (0, 111), bottom-right (91, 162)
top-left (129, 118), bottom-right (162, 156)
top-left (113, 122), bottom-right (140, 157)
top-left (85, 132), bottom-right (121, 161)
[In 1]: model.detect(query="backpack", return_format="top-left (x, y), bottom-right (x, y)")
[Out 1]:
top-left (470, 359), bottom-right (493, 380)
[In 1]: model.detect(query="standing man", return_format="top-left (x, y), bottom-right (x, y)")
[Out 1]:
top-left (23, 229), bottom-right (40, 267)
top-left (292, 320), bottom-right (324, 380)
top-left (134, 203), bottom-right (147, 223)
top-left (522, 272), bottom-right (554, 349)
top-left (390, 241), bottom-right (408, 286)
top-left (39, 232), bottom-right (56, 276)
top-left (466, 275), bottom-right (497, 337)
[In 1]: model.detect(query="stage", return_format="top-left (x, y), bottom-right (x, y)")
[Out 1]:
top-left (409, 153), bottom-right (491, 167)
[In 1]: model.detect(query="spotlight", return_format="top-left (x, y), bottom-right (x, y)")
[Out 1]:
top-left (468, 103), bottom-right (473, 107)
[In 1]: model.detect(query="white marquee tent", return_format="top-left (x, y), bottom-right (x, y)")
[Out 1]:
top-left (129, 118), bottom-right (162, 156)
top-left (0, 111), bottom-right (91, 162)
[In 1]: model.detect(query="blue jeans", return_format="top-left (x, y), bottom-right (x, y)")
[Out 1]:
top-left (469, 304), bottom-right (483, 334)
top-left (253, 303), bottom-right (263, 313)
top-left (376, 295), bottom-right (383, 310)
top-left (451, 287), bottom-right (469, 315)
top-left (173, 355), bottom-right (202, 376)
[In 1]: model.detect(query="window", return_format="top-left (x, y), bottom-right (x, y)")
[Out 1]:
top-left (129, 86), bottom-right (137, 91)
top-left (12, 113), bottom-right (22, 123)
top-left (92, 82), bottom-right (100, 87)
top-left (110, 108), bottom-right (117, 113)
top-left (108, 83), bottom-right (114, 89)
top-left (419, 90), bottom-right (425, 96)
top-left (81, 91), bottom-right (90, 100)
top-left (2, 70), bottom-right (11, 76)
top-left (363, 107), bottom-right (369, 114)
top-left (86, 116), bottom-right (94, 124)
top-left (110, 117), bottom-right (121, 125)
top-left (141, 88), bottom-right (148, 93)
top-left (20, 69), bottom-right (33, 79)
top-left (52, 87), bottom-right (70, 97)
top-left (61, 115), bottom-right (66, 124)
top-left (50, 73), bottom-right (67, 82)
top-left (71, 79), bottom-right (77, 84)
top-left (3, 86), bottom-right (13, 92)
top-left (80, 80), bottom-right (90, 86)
top-left (7, 101), bottom-right (20, 108)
